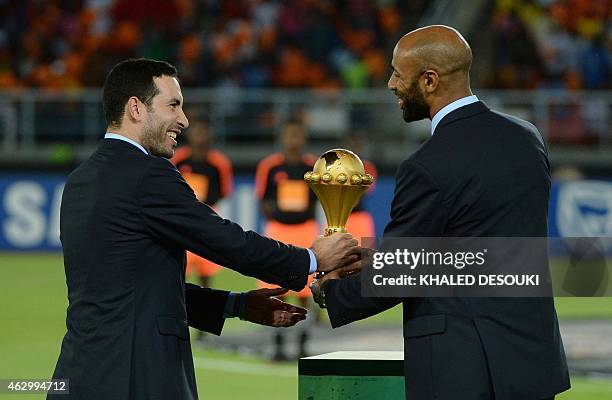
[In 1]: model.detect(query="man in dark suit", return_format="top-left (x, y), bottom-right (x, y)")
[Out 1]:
top-left (49, 59), bottom-right (359, 400)
top-left (312, 26), bottom-right (570, 399)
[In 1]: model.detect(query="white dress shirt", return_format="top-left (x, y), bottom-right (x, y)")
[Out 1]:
top-left (431, 95), bottom-right (479, 135)
top-left (104, 132), bottom-right (148, 154)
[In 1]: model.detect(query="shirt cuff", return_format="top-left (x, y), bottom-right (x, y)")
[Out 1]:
top-left (307, 248), bottom-right (318, 274)
top-left (223, 292), bottom-right (238, 318)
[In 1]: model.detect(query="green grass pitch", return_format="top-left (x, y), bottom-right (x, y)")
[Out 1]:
top-left (0, 253), bottom-right (611, 399)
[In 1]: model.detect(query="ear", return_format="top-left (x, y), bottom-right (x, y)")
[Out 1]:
top-left (421, 70), bottom-right (439, 94)
top-left (125, 96), bottom-right (145, 123)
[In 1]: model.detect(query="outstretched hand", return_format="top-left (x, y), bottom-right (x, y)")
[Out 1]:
top-left (244, 288), bottom-right (308, 327)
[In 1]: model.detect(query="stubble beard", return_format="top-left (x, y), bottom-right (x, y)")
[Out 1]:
top-left (142, 113), bottom-right (173, 158)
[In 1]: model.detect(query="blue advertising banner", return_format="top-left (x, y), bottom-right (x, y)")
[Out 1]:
top-left (0, 174), bottom-right (610, 251)
top-left (0, 174), bottom-right (68, 251)
top-left (549, 180), bottom-right (612, 237)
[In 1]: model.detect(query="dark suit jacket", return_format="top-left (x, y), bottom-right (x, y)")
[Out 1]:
top-left (49, 139), bottom-right (310, 400)
top-left (324, 102), bottom-right (570, 400)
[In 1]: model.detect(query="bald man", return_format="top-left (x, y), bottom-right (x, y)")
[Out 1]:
top-left (312, 26), bottom-right (570, 400)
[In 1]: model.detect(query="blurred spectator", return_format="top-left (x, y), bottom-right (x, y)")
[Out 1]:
top-left (254, 118), bottom-right (319, 361)
top-left (171, 119), bottom-right (234, 343)
top-left (489, 0), bottom-right (611, 90)
top-left (579, 34), bottom-right (610, 90)
top-left (490, 10), bottom-right (542, 89)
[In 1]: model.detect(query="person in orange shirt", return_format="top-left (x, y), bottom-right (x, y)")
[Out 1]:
top-left (171, 120), bottom-right (233, 319)
top-left (255, 119), bottom-right (319, 360)
top-left (344, 131), bottom-right (377, 244)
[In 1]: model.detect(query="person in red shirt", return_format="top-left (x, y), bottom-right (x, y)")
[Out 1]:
top-left (171, 119), bottom-right (233, 295)
top-left (255, 119), bottom-right (319, 360)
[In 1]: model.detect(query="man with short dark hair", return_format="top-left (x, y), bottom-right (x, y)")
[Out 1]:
top-left (49, 58), bottom-right (359, 400)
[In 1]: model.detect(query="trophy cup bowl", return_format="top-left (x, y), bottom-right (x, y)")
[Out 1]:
top-left (304, 149), bottom-right (374, 237)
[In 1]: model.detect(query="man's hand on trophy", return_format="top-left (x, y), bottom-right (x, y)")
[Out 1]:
top-left (310, 247), bottom-right (374, 309)
top-left (319, 246), bottom-right (374, 279)
top-left (310, 233), bottom-right (360, 273)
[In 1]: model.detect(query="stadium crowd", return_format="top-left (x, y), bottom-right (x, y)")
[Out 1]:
top-left (487, 0), bottom-right (610, 90)
top-left (0, 0), bottom-right (608, 91)
top-left (0, 0), bottom-right (427, 89)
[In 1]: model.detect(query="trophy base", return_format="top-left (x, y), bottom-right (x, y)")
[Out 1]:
top-left (299, 351), bottom-right (405, 399)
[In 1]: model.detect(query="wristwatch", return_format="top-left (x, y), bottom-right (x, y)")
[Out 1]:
top-left (310, 277), bottom-right (327, 309)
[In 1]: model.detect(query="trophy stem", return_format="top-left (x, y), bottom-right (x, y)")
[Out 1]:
top-left (324, 227), bottom-right (348, 236)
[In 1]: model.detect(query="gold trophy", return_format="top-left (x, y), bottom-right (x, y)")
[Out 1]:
top-left (304, 149), bottom-right (374, 237)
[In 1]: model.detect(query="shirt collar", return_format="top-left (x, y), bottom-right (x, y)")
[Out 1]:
top-left (431, 95), bottom-right (479, 135)
top-left (104, 132), bottom-right (148, 155)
